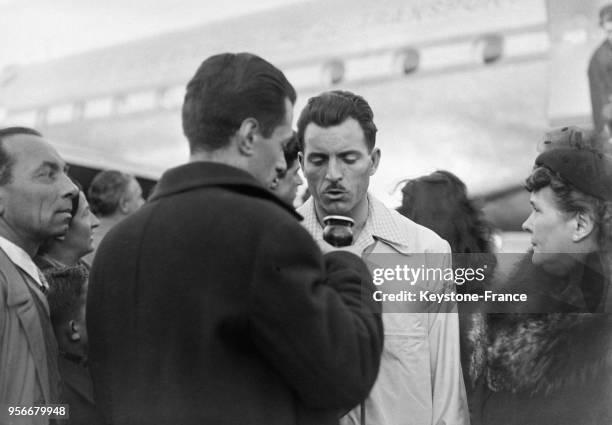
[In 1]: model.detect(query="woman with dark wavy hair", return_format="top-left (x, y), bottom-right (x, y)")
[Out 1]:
top-left (467, 127), bottom-right (612, 425)
top-left (397, 169), bottom-right (497, 295)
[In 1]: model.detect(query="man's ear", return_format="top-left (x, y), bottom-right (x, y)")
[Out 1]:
top-left (118, 194), bottom-right (131, 215)
top-left (572, 212), bottom-right (595, 242)
top-left (236, 118), bottom-right (260, 157)
top-left (67, 320), bottom-right (81, 342)
top-left (369, 148), bottom-right (381, 176)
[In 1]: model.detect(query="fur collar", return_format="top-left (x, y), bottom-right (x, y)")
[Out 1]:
top-left (467, 254), bottom-right (612, 396)
top-left (468, 313), bottom-right (612, 395)
top-left (500, 252), bottom-right (609, 313)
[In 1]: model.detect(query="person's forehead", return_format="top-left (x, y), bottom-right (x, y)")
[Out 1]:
top-left (303, 118), bottom-right (367, 152)
top-left (272, 98), bottom-right (293, 133)
top-left (532, 186), bottom-right (556, 205)
top-left (78, 192), bottom-right (89, 209)
top-left (283, 98), bottom-right (294, 124)
top-left (4, 134), bottom-right (64, 166)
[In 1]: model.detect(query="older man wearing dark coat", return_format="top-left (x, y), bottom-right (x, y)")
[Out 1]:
top-left (86, 53), bottom-right (384, 425)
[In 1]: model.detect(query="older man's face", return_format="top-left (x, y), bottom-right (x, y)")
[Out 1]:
top-left (0, 134), bottom-right (78, 244)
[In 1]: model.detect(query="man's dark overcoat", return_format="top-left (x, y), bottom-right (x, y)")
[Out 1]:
top-left (86, 162), bottom-right (383, 425)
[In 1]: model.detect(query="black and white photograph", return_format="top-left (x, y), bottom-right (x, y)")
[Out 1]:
top-left (0, 0), bottom-right (611, 424)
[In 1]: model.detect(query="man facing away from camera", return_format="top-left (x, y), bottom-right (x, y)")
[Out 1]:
top-left (297, 91), bottom-right (469, 425)
top-left (86, 53), bottom-right (384, 425)
top-left (0, 127), bottom-right (79, 424)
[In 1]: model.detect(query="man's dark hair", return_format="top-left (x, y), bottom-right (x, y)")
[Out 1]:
top-left (283, 132), bottom-right (300, 169)
top-left (182, 52), bottom-right (297, 153)
top-left (0, 127), bottom-right (43, 186)
top-left (296, 90), bottom-right (377, 152)
top-left (88, 170), bottom-right (133, 216)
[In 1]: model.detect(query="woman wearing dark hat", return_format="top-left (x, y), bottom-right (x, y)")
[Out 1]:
top-left (466, 127), bottom-right (612, 425)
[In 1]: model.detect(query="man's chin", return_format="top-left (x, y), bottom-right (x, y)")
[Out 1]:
top-left (320, 201), bottom-right (350, 217)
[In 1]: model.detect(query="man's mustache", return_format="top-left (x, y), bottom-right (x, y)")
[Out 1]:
top-left (323, 184), bottom-right (347, 192)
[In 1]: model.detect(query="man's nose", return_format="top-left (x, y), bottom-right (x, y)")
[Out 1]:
top-left (325, 158), bottom-right (343, 182)
top-left (522, 213), bottom-right (533, 232)
top-left (62, 174), bottom-right (79, 199)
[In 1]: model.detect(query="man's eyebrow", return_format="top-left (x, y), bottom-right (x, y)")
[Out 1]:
top-left (33, 161), bottom-right (61, 173)
top-left (306, 152), bottom-right (328, 158)
top-left (338, 150), bottom-right (362, 156)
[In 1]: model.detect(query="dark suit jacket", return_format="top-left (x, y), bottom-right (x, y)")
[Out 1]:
top-left (588, 40), bottom-right (612, 133)
top-left (87, 162), bottom-right (383, 425)
top-left (57, 356), bottom-right (104, 425)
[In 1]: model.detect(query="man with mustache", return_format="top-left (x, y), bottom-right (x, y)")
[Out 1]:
top-left (297, 91), bottom-right (469, 425)
top-left (0, 127), bottom-right (79, 424)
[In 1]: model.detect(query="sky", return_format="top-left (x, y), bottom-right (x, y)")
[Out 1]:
top-left (0, 0), bottom-right (306, 69)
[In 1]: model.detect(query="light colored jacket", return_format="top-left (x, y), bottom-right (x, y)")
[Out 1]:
top-left (298, 195), bottom-right (469, 425)
top-left (0, 248), bottom-right (54, 425)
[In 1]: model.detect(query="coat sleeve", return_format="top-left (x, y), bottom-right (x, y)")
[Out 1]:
top-left (247, 219), bottom-right (384, 411)
top-left (427, 243), bottom-right (470, 425)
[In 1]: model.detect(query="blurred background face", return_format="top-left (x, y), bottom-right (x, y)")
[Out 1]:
top-left (272, 161), bottom-right (303, 205)
top-left (603, 18), bottom-right (612, 42)
top-left (122, 177), bottom-right (145, 214)
top-left (301, 118), bottom-right (378, 218)
top-left (63, 192), bottom-right (100, 257)
top-left (522, 186), bottom-right (576, 266)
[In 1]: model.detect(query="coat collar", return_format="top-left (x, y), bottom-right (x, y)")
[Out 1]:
top-left (0, 236), bottom-right (46, 290)
top-left (484, 313), bottom-right (612, 396)
top-left (0, 248), bottom-right (52, 402)
top-left (149, 161), bottom-right (302, 220)
top-left (466, 253), bottom-right (612, 395)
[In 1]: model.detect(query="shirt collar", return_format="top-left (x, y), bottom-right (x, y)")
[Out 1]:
top-left (298, 194), bottom-right (409, 253)
top-left (0, 236), bottom-right (46, 289)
